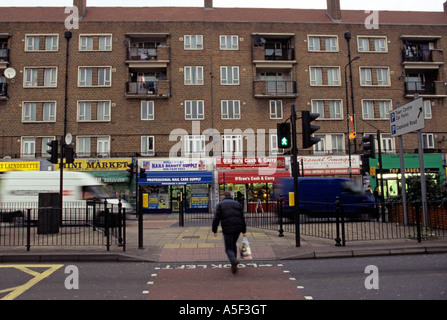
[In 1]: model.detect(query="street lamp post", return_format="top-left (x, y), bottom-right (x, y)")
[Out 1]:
top-left (344, 55), bottom-right (360, 179)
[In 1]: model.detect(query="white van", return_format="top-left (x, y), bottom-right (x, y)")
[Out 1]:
top-left (0, 171), bottom-right (132, 222)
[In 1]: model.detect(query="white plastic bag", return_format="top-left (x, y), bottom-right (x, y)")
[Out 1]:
top-left (240, 236), bottom-right (252, 259)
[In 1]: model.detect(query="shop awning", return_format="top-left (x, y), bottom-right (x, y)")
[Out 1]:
top-left (139, 171), bottom-right (213, 185)
top-left (218, 170), bottom-right (290, 184)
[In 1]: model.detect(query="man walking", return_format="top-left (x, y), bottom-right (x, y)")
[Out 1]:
top-left (212, 191), bottom-right (247, 274)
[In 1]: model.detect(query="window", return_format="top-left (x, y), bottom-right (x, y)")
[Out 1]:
top-left (97, 137), bottom-right (110, 157)
top-left (24, 67), bottom-right (57, 87)
top-left (141, 136), bottom-right (155, 156)
top-left (424, 100), bottom-right (432, 119)
top-left (269, 100), bottom-right (283, 119)
top-left (78, 67), bottom-right (111, 87)
top-left (311, 100), bottom-right (342, 119)
top-left (185, 100), bottom-right (205, 120)
top-left (77, 101), bottom-right (111, 122)
top-left (362, 100), bottom-right (391, 119)
top-left (77, 137), bottom-right (91, 157)
top-left (221, 100), bottom-right (241, 119)
top-left (25, 35), bottom-right (58, 51)
top-left (141, 101), bottom-right (154, 120)
top-left (422, 134), bottom-right (434, 149)
top-left (21, 137), bottom-right (36, 158)
top-left (184, 135), bottom-right (205, 156)
top-left (360, 67), bottom-right (390, 86)
top-left (79, 35), bottom-right (112, 51)
top-left (184, 66), bottom-right (204, 85)
top-left (220, 66), bottom-right (239, 85)
top-left (270, 134), bottom-right (280, 155)
top-left (308, 36), bottom-right (338, 52)
top-left (184, 35), bottom-right (203, 50)
top-left (22, 101), bottom-right (56, 122)
top-left (222, 135), bottom-right (243, 157)
top-left (314, 134), bottom-right (344, 154)
top-left (310, 67), bottom-right (340, 86)
top-left (357, 36), bottom-right (387, 53)
top-left (220, 35), bottom-right (238, 50)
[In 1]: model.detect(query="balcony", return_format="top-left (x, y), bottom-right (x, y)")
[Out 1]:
top-left (402, 44), bottom-right (444, 70)
top-left (125, 80), bottom-right (171, 98)
top-left (252, 34), bottom-right (296, 69)
top-left (253, 80), bottom-right (297, 98)
top-left (405, 80), bottom-right (447, 98)
top-left (125, 45), bottom-right (170, 68)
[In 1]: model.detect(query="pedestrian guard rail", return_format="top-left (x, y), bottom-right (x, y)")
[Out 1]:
top-left (0, 199), bottom-right (126, 251)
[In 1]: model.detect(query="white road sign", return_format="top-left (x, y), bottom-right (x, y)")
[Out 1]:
top-left (390, 98), bottom-right (425, 137)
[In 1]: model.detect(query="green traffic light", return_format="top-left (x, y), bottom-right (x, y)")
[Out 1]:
top-left (281, 137), bottom-right (289, 146)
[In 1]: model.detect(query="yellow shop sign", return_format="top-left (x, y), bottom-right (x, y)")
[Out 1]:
top-left (0, 162), bottom-right (40, 172)
top-left (56, 159), bottom-right (132, 171)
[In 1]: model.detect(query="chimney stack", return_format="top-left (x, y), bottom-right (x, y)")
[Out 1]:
top-left (444, 1), bottom-right (447, 13)
top-left (327, 0), bottom-right (342, 22)
top-left (73, 0), bottom-right (87, 18)
top-left (204, 0), bottom-right (213, 10)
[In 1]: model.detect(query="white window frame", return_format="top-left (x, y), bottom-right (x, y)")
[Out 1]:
top-left (184, 135), bottom-right (206, 156)
top-left (220, 66), bottom-right (239, 85)
top-left (307, 35), bottom-right (339, 52)
top-left (78, 67), bottom-right (112, 87)
top-left (269, 100), bottom-right (283, 119)
top-left (76, 137), bottom-right (91, 157)
top-left (357, 36), bottom-right (388, 53)
top-left (185, 100), bottom-right (205, 120)
top-left (221, 100), bottom-right (241, 120)
top-left (360, 67), bottom-right (390, 87)
top-left (220, 35), bottom-right (239, 50)
top-left (141, 136), bottom-right (155, 156)
top-left (41, 137), bottom-right (55, 157)
top-left (314, 134), bottom-right (345, 155)
top-left (184, 35), bottom-right (203, 50)
top-left (422, 134), bottom-right (435, 149)
top-left (311, 100), bottom-right (343, 120)
top-left (24, 67), bottom-right (58, 88)
top-left (21, 137), bottom-right (36, 158)
top-left (310, 67), bottom-right (340, 86)
top-left (25, 34), bottom-right (59, 52)
top-left (97, 137), bottom-right (110, 157)
top-left (222, 135), bottom-right (243, 157)
top-left (184, 66), bottom-right (204, 85)
top-left (79, 34), bottom-right (112, 51)
top-left (424, 100), bottom-right (432, 119)
top-left (361, 100), bottom-right (392, 120)
top-left (141, 101), bottom-right (155, 120)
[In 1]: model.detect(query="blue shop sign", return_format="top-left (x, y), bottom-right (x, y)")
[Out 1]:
top-left (138, 171), bottom-right (213, 185)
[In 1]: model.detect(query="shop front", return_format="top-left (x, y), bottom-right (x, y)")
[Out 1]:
top-left (216, 157), bottom-right (290, 213)
top-left (368, 154), bottom-right (444, 199)
top-left (138, 159), bottom-right (213, 214)
top-left (56, 158), bottom-right (133, 201)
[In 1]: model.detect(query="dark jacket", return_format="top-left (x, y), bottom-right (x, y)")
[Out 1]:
top-left (212, 197), bottom-right (247, 234)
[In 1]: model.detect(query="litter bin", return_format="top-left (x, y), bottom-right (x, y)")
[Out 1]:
top-left (37, 193), bottom-right (61, 235)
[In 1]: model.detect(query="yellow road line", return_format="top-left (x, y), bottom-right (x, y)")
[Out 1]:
top-left (0, 264), bottom-right (64, 300)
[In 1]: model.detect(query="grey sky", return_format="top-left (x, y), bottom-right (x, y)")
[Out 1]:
top-left (1, 0), bottom-right (444, 11)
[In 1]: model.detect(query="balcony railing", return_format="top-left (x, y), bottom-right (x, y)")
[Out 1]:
top-left (126, 46), bottom-right (170, 61)
top-left (405, 80), bottom-right (435, 95)
top-left (254, 80), bottom-right (297, 97)
top-left (125, 80), bottom-right (171, 98)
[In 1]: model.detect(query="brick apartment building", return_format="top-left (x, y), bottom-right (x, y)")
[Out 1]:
top-left (0, 0), bottom-right (447, 210)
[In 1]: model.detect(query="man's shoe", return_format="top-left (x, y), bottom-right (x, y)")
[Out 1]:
top-left (231, 261), bottom-right (239, 274)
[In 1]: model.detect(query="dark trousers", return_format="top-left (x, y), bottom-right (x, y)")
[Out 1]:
top-left (223, 232), bottom-right (240, 265)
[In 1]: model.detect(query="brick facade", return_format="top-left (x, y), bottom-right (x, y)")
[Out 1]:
top-left (0, 1), bottom-right (446, 160)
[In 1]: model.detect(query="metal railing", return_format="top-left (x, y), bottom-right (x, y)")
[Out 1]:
top-left (0, 200), bottom-right (126, 251)
top-left (181, 199), bottom-right (447, 245)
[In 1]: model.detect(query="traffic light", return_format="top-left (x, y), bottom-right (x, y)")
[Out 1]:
top-left (302, 111), bottom-right (321, 149)
top-left (47, 140), bottom-right (58, 164)
top-left (140, 168), bottom-right (147, 179)
top-left (65, 146), bottom-right (75, 164)
top-left (362, 135), bottom-right (376, 159)
top-left (126, 162), bottom-right (134, 179)
top-left (277, 122), bottom-right (291, 149)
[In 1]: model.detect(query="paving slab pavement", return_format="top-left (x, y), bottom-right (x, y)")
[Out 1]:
top-left (1, 214), bottom-right (447, 263)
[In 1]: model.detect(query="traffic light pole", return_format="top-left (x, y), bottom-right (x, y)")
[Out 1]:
top-left (291, 104), bottom-right (300, 248)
